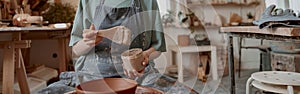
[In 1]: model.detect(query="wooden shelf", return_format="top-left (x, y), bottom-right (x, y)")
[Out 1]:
top-left (220, 26), bottom-right (300, 36)
top-left (169, 45), bottom-right (216, 53)
top-left (187, 1), bottom-right (260, 7)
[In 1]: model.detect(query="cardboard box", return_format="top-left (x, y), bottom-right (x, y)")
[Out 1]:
top-left (28, 66), bottom-right (58, 81)
top-left (14, 77), bottom-right (47, 94)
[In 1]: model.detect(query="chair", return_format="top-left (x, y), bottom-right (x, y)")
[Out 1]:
top-left (246, 71), bottom-right (300, 94)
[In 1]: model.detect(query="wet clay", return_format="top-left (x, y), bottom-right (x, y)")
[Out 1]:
top-left (121, 48), bottom-right (145, 71)
top-left (76, 78), bottom-right (138, 94)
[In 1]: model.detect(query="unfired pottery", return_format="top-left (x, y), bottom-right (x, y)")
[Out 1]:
top-left (76, 78), bottom-right (138, 94)
top-left (121, 48), bottom-right (145, 72)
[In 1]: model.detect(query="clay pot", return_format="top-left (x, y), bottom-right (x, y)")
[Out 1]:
top-left (178, 35), bottom-right (190, 46)
top-left (76, 78), bottom-right (138, 94)
top-left (121, 48), bottom-right (145, 71)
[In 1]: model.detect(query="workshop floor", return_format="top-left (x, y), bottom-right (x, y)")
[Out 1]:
top-left (193, 69), bottom-right (259, 94)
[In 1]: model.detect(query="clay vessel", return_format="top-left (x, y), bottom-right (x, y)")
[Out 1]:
top-left (121, 48), bottom-right (145, 71)
top-left (178, 35), bottom-right (190, 46)
top-left (76, 78), bottom-right (138, 94)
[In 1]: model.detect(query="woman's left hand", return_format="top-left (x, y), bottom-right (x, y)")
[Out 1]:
top-left (124, 51), bottom-right (150, 79)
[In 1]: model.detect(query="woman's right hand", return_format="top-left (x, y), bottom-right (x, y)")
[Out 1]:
top-left (72, 24), bottom-right (103, 56)
top-left (82, 24), bottom-right (103, 47)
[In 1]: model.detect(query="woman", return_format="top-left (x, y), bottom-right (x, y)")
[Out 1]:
top-left (38, 0), bottom-right (168, 93)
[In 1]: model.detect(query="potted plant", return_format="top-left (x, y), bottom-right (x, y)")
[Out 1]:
top-left (42, 3), bottom-right (76, 24)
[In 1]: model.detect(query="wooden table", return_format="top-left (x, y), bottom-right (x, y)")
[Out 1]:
top-left (168, 45), bottom-right (218, 83)
top-left (0, 27), bottom-right (70, 94)
top-left (220, 26), bottom-right (300, 94)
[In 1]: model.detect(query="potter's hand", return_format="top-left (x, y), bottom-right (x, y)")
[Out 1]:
top-left (72, 24), bottom-right (103, 56)
top-left (141, 51), bottom-right (150, 67)
top-left (82, 24), bottom-right (103, 46)
top-left (124, 68), bottom-right (144, 79)
top-left (98, 26), bottom-right (131, 45)
top-left (123, 51), bottom-right (149, 79)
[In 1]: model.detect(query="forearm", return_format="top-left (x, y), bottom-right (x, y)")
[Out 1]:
top-left (72, 40), bottom-right (94, 56)
top-left (72, 26), bottom-right (125, 56)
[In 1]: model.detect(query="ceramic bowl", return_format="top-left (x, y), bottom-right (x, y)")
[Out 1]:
top-left (76, 78), bottom-right (138, 94)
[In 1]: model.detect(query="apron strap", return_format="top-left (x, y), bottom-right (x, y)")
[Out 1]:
top-left (100, 0), bottom-right (105, 5)
top-left (93, 0), bottom-right (106, 30)
top-left (131, 0), bottom-right (141, 10)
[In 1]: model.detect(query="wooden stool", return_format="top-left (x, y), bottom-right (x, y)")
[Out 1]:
top-left (246, 71), bottom-right (300, 94)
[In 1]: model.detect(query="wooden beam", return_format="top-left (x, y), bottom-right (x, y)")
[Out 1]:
top-left (15, 49), bottom-right (30, 94)
top-left (58, 39), bottom-right (67, 72)
top-left (2, 43), bottom-right (15, 94)
top-left (0, 40), bottom-right (31, 49)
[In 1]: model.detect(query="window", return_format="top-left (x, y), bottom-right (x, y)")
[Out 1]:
top-left (289, 0), bottom-right (300, 15)
top-left (264, 0), bottom-right (289, 9)
top-left (157, 0), bottom-right (170, 15)
top-left (265, 0), bottom-right (300, 16)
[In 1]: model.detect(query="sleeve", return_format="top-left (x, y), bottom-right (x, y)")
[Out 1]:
top-left (149, 0), bottom-right (167, 52)
top-left (69, 0), bottom-right (84, 47)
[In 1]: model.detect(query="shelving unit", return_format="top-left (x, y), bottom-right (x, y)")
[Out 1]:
top-left (187, 1), bottom-right (260, 7)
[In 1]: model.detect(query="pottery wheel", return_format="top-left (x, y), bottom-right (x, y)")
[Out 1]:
top-left (251, 71), bottom-right (300, 86)
top-left (66, 87), bottom-right (164, 94)
top-left (136, 86), bottom-right (164, 94)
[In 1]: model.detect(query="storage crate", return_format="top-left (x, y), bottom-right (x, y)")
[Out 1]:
top-left (28, 66), bottom-right (58, 81)
top-left (14, 77), bottom-right (46, 94)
